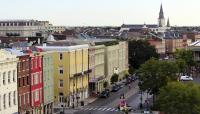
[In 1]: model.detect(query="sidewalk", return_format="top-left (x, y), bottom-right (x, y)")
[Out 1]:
top-left (83, 96), bottom-right (98, 106)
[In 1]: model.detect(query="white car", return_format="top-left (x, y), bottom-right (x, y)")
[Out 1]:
top-left (180, 76), bottom-right (193, 81)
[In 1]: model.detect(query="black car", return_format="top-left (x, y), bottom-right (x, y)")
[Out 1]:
top-left (100, 90), bottom-right (110, 98)
top-left (111, 85), bottom-right (121, 92)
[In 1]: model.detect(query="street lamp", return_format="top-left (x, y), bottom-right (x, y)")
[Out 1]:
top-left (139, 90), bottom-right (143, 109)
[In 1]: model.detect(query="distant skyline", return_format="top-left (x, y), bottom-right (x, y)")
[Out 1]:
top-left (1, 0), bottom-right (200, 26)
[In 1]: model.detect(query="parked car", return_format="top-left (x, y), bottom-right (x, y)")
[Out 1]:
top-left (100, 90), bottom-right (110, 98)
top-left (111, 85), bottom-right (121, 92)
top-left (180, 75), bottom-right (193, 81)
top-left (116, 82), bottom-right (125, 88)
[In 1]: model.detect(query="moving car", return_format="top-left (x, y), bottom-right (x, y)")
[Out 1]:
top-left (180, 75), bottom-right (193, 81)
top-left (111, 85), bottom-right (121, 92)
top-left (100, 90), bottom-right (110, 98)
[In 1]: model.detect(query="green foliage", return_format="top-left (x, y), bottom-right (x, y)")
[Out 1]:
top-left (137, 58), bottom-right (178, 95)
top-left (176, 59), bottom-right (187, 74)
top-left (95, 41), bottom-right (119, 46)
top-left (157, 82), bottom-right (200, 114)
top-left (175, 49), bottom-right (195, 66)
top-left (128, 66), bottom-right (134, 75)
top-left (110, 73), bottom-right (119, 84)
top-left (128, 40), bottom-right (158, 69)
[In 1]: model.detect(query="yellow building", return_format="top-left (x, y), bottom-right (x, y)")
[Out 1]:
top-left (37, 44), bottom-right (89, 108)
top-left (89, 45), bottom-right (105, 95)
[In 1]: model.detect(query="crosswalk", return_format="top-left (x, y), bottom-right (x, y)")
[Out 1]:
top-left (79, 106), bottom-right (119, 112)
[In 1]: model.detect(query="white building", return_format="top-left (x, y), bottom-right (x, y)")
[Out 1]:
top-left (0, 49), bottom-right (18, 114)
top-left (0, 20), bottom-right (50, 37)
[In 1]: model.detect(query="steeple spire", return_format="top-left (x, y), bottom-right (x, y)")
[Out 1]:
top-left (159, 4), bottom-right (164, 19)
top-left (167, 18), bottom-right (170, 27)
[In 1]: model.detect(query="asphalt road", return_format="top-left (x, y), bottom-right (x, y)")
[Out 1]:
top-left (74, 81), bottom-right (140, 114)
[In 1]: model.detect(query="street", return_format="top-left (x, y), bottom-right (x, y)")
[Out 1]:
top-left (72, 80), bottom-right (147, 114)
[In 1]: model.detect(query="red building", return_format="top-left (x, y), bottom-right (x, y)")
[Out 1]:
top-left (17, 53), bottom-right (31, 114)
top-left (28, 49), bottom-right (44, 114)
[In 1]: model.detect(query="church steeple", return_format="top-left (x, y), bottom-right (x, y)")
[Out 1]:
top-left (159, 4), bottom-right (164, 19)
top-left (158, 3), bottom-right (165, 27)
top-left (167, 18), bottom-right (170, 27)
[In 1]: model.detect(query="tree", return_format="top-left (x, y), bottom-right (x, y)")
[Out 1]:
top-left (137, 58), bottom-right (178, 95)
top-left (176, 58), bottom-right (187, 75)
top-left (103, 81), bottom-right (108, 88)
top-left (110, 73), bottom-right (119, 84)
top-left (156, 82), bottom-right (200, 114)
top-left (128, 40), bottom-right (158, 70)
top-left (175, 49), bottom-right (196, 74)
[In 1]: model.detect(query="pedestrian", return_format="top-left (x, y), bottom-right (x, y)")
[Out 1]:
top-left (128, 84), bottom-right (131, 89)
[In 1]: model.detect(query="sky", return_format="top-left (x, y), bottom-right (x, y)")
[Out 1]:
top-left (0, 0), bottom-right (200, 26)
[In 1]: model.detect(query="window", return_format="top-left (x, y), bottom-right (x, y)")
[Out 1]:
top-left (8, 92), bottom-right (11, 107)
top-left (59, 66), bottom-right (63, 74)
top-left (3, 94), bottom-right (6, 109)
top-left (3, 72), bottom-right (6, 85)
top-left (35, 90), bottom-right (39, 101)
top-left (23, 77), bottom-right (25, 86)
top-left (13, 70), bottom-right (16, 82)
top-left (59, 53), bottom-right (63, 60)
top-left (34, 73), bottom-right (39, 85)
top-left (13, 91), bottom-right (16, 105)
top-left (27, 76), bottom-right (29, 85)
top-left (8, 71), bottom-right (11, 83)
top-left (59, 80), bottom-right (63, 87)
top-left (59, 93), bottom-right (64, 103)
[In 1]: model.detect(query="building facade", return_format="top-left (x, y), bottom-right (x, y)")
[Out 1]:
top-left (0, 20), bottom-right (49, 37)
top-left (29, 50), bottom-right (43, 114)
top-left (148, 38), bottom-right (166, 55)
top-left (0, 49), bottom-right (18, 114)
top-left (42, 52), bottom-right (54, 114)
top-left (89, 45), bottom-right (105, 95)
top-left (165, 38), bottom-right (184, 54)
top-left (17, 54), bottom-right (31, 114)
top-left (48, 26), bottom-right (66, 34)
top-left (104, 41), bottom-right (128, 85)
top-left (37, 44), bottom-right (89, 108)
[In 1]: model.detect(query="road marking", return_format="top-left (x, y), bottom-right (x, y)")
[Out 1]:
top-left (106, 108), bottom-right (112, 111)
top-left (84, 107), bottom-right (89, 110)
top-left (98, 108), bottom-right (102, 110)
top-left (93, 108), bottom-right (98, 110)
top-left (102, 108), bottom-right (107, 111)
top-left (88, 108), bottom-right (93, 110)
top-left (110, 108), bottom-right (116, 111)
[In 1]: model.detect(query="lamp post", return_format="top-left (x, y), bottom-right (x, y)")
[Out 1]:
top-left (140, 90), bottom-right (143, 109)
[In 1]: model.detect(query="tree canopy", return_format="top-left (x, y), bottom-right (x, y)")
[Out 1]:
top-left (137, 58), bottom-right (178, 95)
top-left (110, 73), bottom-right (119, 84)
top-left (128, 40), bottom-right (158, 70)
top-left (175, 49), bottom-right (195, 74)
top-left (157, 82), bottom-right (200, 114)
